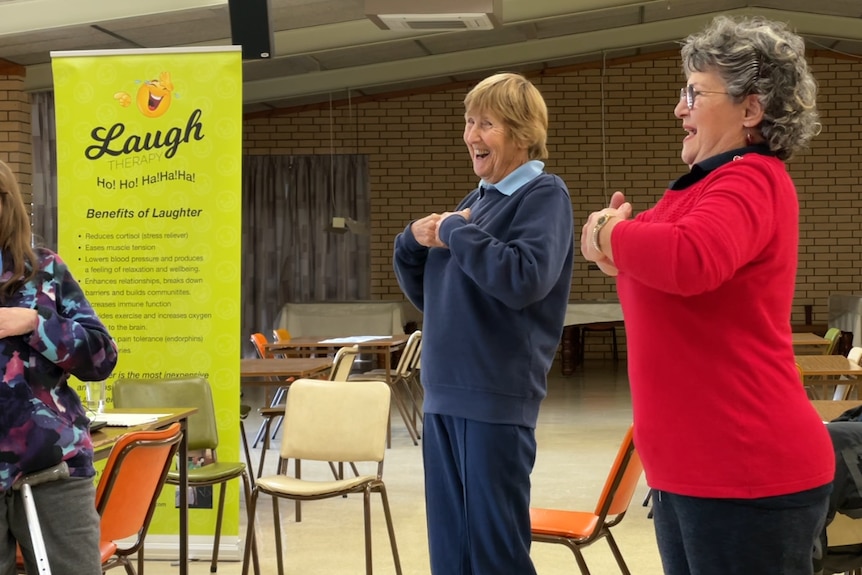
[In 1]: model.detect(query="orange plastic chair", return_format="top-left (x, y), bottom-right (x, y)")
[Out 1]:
top-left (251, 332), bottom-right (275, 359)
top-left (13, 425), bottom-right (183, 575)
top-left (97, 423), bottom-right (183, 574)
top-left (250, 332), bottom-right (292, 449)
top-left (272, 328), bottom-right (291, 343)
top-left (530, 424), bottom-right (643, 575)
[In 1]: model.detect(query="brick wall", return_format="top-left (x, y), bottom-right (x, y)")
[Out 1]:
top-left (244, 51), bottom-right (862, 332)
top-left (0, 69), bottom-right (32, 204)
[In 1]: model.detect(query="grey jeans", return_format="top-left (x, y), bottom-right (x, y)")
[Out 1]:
top-left (0, 476), bottom-right (101, 575)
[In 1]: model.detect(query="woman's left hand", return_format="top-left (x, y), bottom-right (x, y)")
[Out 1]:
top-left (0, 307), bottom-right (38, 337)
top-left (580, 191), bottom-right (631, 266)
top-left (436, 208), bottom-right (471, 247)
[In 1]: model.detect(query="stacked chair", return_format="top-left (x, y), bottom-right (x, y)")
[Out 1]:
top-left (350, 330), bottom-right (422, 446)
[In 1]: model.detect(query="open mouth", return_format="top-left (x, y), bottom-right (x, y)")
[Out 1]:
top-left (148, 93), bottom-right (163, 111)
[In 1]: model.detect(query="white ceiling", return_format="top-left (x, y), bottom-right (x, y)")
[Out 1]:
top-left (2, 0), bottom-right (861, 114)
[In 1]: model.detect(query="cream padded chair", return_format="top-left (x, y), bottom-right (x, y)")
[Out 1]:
top-left (329, 344), bottom-right (360, 381)
top-left (832, 347), bottom-right (862, 401)
top-left (241, 378), bottom-right (402, 575)
top-left (350, 331), bottom-right (422, 446)
top-left (256, 345), bottom-right (362, 490)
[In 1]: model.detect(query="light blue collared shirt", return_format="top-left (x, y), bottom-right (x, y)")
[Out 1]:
top-left (479, 160), bottom-right (545, 196)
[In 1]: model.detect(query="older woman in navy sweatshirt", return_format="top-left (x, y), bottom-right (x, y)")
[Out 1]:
top-left (393, 72), bottom-right (574, 575)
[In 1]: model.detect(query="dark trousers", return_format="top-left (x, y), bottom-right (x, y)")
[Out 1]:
top-left (652, 487), bottom-right (830, 575)
top-left (423, 413), bottom-right (537, 575)
top-left (0, 477), bottom-right (101, 575)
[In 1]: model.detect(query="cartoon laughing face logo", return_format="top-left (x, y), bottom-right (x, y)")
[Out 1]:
top-left (114, 71), bottom-right (174, 118)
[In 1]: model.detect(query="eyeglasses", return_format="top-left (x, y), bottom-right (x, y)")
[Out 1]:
top-left (680, 85), bottom-right (729, 110)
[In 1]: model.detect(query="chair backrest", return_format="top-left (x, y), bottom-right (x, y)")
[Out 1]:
top-left (593, 424), bottom-right (643, 521)
top-left (113, 377), bottom-right (219, 451)
top-left (279, 378), bottom-right (391, 464)
top-left (251, 332), bottom-right (273, 358)
top-left (329, 345), bottom-right (360, 381)
top-left (824, 328), bottom-right (842, 355)
top-left (412, 337), bottom-right (422, 371)
top-left (832, 349), bottom-right (861, 400)
top-left (272, 328), bottom-right (291, 343)
top-left (394, 330), bottom-right (422, 377)
top-left (97, 423), bottom-right (182, 548)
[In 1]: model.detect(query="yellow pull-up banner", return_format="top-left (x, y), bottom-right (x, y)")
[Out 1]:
top-left (51, 46), bottom-right (243, 559)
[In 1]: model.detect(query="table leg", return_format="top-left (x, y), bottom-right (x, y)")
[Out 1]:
top-left (178, 416), bottom-right (188, 575)
top-left (561, 325), bottom-right (580, 375)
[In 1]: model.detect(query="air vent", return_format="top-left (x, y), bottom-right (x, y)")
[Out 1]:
top-left (366, 0), bottom-right (501, 31)
top-left (374, 13), bottom-right (495, 30)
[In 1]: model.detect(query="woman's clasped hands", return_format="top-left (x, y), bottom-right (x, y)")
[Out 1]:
top-left (580, 191), bottom-right (632, 277)
top-left (411, 208), bottom-right (472, 248)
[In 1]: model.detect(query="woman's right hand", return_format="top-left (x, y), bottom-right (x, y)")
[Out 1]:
top-left (585, 191), bottom-right (631, 276)
top-left (411, 213), bottom-right (444, 248)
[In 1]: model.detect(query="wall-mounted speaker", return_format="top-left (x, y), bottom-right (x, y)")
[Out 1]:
top-left (228, 0), bottom-right (274, 60)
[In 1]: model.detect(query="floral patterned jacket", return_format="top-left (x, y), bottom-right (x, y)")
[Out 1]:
top-left (0, 248), bottom-right (118, 490)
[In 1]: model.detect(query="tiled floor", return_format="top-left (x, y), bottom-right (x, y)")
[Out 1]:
top-left (146, 359), bottom-right (665, 574)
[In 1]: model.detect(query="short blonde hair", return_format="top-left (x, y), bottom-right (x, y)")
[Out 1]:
top-left (464, 72), bottom-right (549, 160)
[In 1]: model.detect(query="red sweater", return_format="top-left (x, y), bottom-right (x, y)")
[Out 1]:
top-left (612, 151), bottom-right (834, 498)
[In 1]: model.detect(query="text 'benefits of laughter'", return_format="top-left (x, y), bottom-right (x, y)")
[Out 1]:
top-left (86, 207), bottom-right (202, 220)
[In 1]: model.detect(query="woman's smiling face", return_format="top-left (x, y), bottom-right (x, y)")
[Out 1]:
top-left (675, 71), bottom-right (750, 167)
top-left (463, 108), bottom-right (528, 184)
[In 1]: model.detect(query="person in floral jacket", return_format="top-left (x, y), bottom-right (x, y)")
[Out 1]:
top-left (0, 159), bottom-right (118, 575)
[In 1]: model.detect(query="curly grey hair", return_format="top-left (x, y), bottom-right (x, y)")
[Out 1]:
top-left (680, 15), bottom-right (820, 161)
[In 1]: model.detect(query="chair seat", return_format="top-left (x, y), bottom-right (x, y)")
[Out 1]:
top-left (350, 368), bottom-right (387, 377)
top-left (257, 473), bottom-right (379, 497)
top-left (530, 507), bottom-right (600, 540)
top-left (17, 542), bottom-right (122, 573)
top-left (241, 404), bottom-right (252, 418)
top-left (168, 461), bottom-right (247, 483)
top-left (99, 541), bottom-right (120, 564)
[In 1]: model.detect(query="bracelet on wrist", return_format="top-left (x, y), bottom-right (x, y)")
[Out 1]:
top-left (591, 213), bottom-right (614, 254)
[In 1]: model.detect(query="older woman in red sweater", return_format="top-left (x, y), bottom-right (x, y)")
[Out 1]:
top-left (581, 15), bottom-right (834, 575)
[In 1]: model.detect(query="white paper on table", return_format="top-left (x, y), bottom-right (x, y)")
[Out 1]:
top-left (91, 413), bottom-right (168, 427)
top-left (317, 336), bottom-right (390, 344)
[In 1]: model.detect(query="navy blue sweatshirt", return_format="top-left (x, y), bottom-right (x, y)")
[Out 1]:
top-left (393, 168), bottom-right (574, 428)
